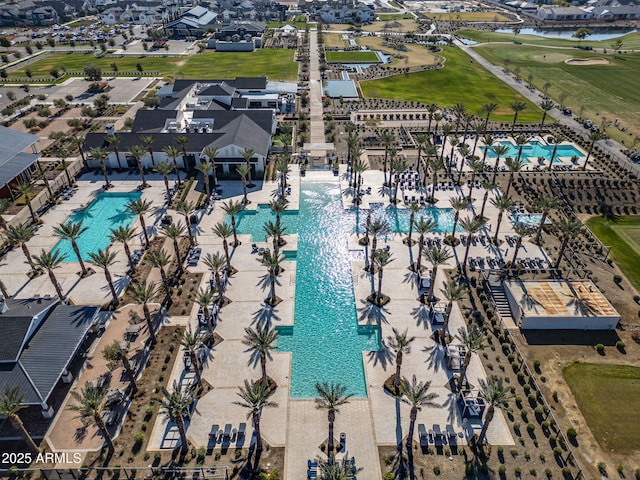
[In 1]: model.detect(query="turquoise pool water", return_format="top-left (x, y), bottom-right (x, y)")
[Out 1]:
top-left (233, 184), bottom-right (455, 398)
top-left (484, 141), bottom-right (584, 162)
top-left (52, 192), bottom-right (141, 262)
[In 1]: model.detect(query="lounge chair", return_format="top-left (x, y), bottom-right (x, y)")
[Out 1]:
top-left (418, 424), bottom-right (429, 446)
top-left (209, 424), bottom-right (220, 443)
top-left (237, 422), bottom-right (246, 441)
top-left (222, 423), bottom-right (232, 440)
top-left (446, 424), bottom-right (456, 438)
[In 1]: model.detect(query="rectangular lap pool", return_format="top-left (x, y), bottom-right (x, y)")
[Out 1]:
top-left (484, 141), bottom-right (584, 162)
top-left (52, 191), bottom-right (141, 262)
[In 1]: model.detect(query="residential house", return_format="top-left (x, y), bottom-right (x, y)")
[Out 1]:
top-left (164, 5), bottom-right (218, 37)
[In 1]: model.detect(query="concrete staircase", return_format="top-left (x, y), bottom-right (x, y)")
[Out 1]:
top-left (488, 282), bottom-right (513, 322)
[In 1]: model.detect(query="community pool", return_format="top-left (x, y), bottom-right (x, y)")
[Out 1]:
top-left (232, 184), bottom-right (454, 398)
top-left (52, 191), bottom-right (141, 262)
top-left (484, 141), bottom-right (584, 162)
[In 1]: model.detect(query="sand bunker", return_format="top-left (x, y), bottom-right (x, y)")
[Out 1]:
top-left (564, 57), bottom-right (610, 65)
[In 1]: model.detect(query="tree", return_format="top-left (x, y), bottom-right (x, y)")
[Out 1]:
top-left (460, 216), bottom-right (485, 269)
top-left (88, 248), bottom-right (119, 304)
top-left (109, 225), bottom-right (137, 270)
top-left (161, 223), bottom-right (186, 275)
top-left (140, 134), bottom-right (156, 167)
top-left (234, 380), bottom-right (278, 454)
top-left (55, 148), bottom-right (73, 187)
top-left (105, 135), bottom-right (124, 170)
top-left (262, 251), bottom-right (282, 305)
top-left (83, 64), bottom-right (102, 81)
top-left (510, 225), bottom-right (533, 266)
top-left (481, 102), bottom-right (498, 130)
top-left (583, 131), bottom-right (602, 170)
top-left (175, 200), bottom-right (197, 246)
top-left (315, 382), bottom-right (352, 460)
top-left (428, 158), bottom-right (445, 202)
top-left (490, 196), bottom-right (516, 244)
top-left (12, 182), bottom-right (38, 224)
top-left (147, 249), bottom-right (172, 298)
top-left (423, 245), bottom-right (453, 302)
top-left (102, 340), bottom-right (136, 392)
top-left (212, 222), bottom-right (234, 273)
top-left (180, 327), bottom-right (205, 388)
top-left (388, 327), bottom-right (415, 389)
top-left (32, 249), bottom-right (66, 301)
top-left (53, 221), bottom-right (89, 276)
top-left (405, 202), bottom-right (421, 245)
top-left (456, 324), bottom-right (485, 391)
top-left (448, 196), bottom-right (470, 244)
top-left (125, 198), bottom-right (153, 248)
top-left (269, 199), bottom-right (288, 228)
top-left (275, 158), bottom-right (290, 200)
top-left (414, 217), bottom-right (437, 272)
top-left (510, 101), bottom-right (527, 133)
top-left (236, 164), bottom-right (251, 205)
top-left (532, 194), bottom-right (559, 243)
top-left (401, 375), bottom-right (439, 456)
top-left (195, 160), bottom-right (213, 199)
top-left (162, 145), bottom-right (181, 186)
top-left (221, 200), bottom-right (244, 246)
top-left (372, 249), bottom-right (393, 305)
top-left (439, 282), bottom-right (465, 345)
top-left (366, 219), bottom-right (390, 273)
top-left (0, 198), bottom-right (10, 231)
top-left (131, 281), bottom-right (160, 345)
top-left (573, 27), bottom-right (591, 46)
top-left (477, 376), bottom-right (513, 445)
top-left (611, 38), bottom-right (623, 53)
top-left (243, 326), bottom-right (279, 381)
top-left (158, 381), bottom-right (194, 454)
top-left (129, 145), bottom-right (148, 187)
top-left (553, 219), bottom-right (583, 269)
top-left (153, 161), bottom-right (174, 198)
top-left (68, 383), bottom-right (113, 452)
top-left (539, 99), bottom-right (554, 132)
top-left (203, 253), bottom-right (226, 298)
top-left (0, 386), bottom-right (39, 453)
top-left (241, 149), bottom-right (256, 187)
top-left (90, 147), bottom-right (111, 188)
top-left (490, 144), bottom-right (510, 185)
top-left (504, 156), bottom-right (526, 197)
top-left (546, 134), bottom-right (564, 170)
top-left (391, 159), bottom-right (406, 204)
top-left (136, 62), bottom-right (144, 73)
top-left (380, 130), bottom-right (395, 186)
top-left (439, 123), bottom-right (454, 163)
top-left (512, 25), bottom-right (520, 41)
top-left (4, 224), bottom-right (36, 271)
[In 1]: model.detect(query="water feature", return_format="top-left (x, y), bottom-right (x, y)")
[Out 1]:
top-left (483, 141), bottom-right (584, 162)
top-left (495, 28), bottom-right (636, 41)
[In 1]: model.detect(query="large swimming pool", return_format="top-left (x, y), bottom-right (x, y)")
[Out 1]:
top-left (52, 191), bottom-right (141, 262)
top-left (484, 141), bottom-right (584, 162)
top-left (233, 183), bottom-right (454, 398)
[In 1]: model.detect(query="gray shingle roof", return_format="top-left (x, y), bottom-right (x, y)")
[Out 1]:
top-left (0, 297), bottom-right (58, 362)
top-left (0, 127), bottom-right (40, 190)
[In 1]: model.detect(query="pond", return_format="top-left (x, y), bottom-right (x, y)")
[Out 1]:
top-left (495, 27), bottom-right (636, 41)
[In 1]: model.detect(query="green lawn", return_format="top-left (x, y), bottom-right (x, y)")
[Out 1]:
top-left (267, 21), bottom-right (307, 29)
top-left (9, 49), bottom-right (298, 81)
top-left (360, 46), bottom-right (541, 122)
top-left (563, 363), bottom-right (640, 453)
top-left (586, 215), bottom-right (640, 290)
top-left (458, 29), bottom-right (640, 49)
top-left (325, 51), bottom-right (380, 63)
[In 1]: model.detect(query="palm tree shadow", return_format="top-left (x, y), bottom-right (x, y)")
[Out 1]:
top-left (357, 298), bottom-right (390, 326)
top-left (256, 272), bottom-right (283, 293)
top-left (251, 305), bottom-right (281, 329)
top-left (391, 447), bottom-right (409, 480)
top-left (421, 342), bottom-right (447, 374)
top-left (365, 338), bottom-right (393, 369)
top-left (411, 303), bottom-right (431, 330)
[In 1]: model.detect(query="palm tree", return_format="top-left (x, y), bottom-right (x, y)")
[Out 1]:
top-left (263, 220), bottom-right (287, 256)
top-left (55, 148), bottom-right (73, 187)
top-left (439, 282), bottom-right (465, 344)
top-left (36, 161), bottom-right (53, 199)
top-left (147, 249), bottom-right (172, 297)
top-left (175, 200), bottom-right (197, 246)
top-left (405, 202), bottom-right (422, 245)
top-left (546, 134), bottom-right (564, 171)
top-left (510, 101), bottom-right (527, 133)
top-left (448, 196), bottom-right (470, 244)
top-left (212, 222), bottom-right (234, 273)
top-left (180, 327), bottom-right (205, 388)
top-left (194, 287), bottom-right (216, 334)
top-left (4, 224), bottom-right (36, 271)
top-left (452, 103), bottom-right (467, 132)
top-left (88, 248), bottom-right (119, 304)
top-left (110, 225), bottom-right (137, 270)
top-left (70, 135), bottom-right (87, 168)
top-left (203, 252), bottom-right (226, 293)
top-left (466, 160), bottom-right (485, 201)
top-left (102, 340), bottom-right (136, 392)
top-left (477, 376), bottom-right (513, 445)
top-left (243, 326), bottom-right (279, 381)
top-left (202, 147), bottom-right (219, 187)
top-left (221, 200), bottom-right (243, 246)
top-left (426, 103), bottom-right (439, 133)
top-left (479, 181), bottom-right (496, 220)
top-left (366, 219), bottom-right (390, 273)
top-left (275, 158), bottom-right (290, 199)
top-left (391, 159), bottom-right (406, 204)
top-left (106, 135), bottom-right (123, 169)
top-left (234, 380), bottom-right (278, 454)
top-left (131, 281), bottom-right (159, 344)
top-left (481, 102), bottom-right (498, 130)
top-left (456, 324), bottom-right (485, 391)
top-left (154, 161), bottom-right (174, 198)
top-left (490, 196), bottom-right (516, 244)
top-left (490, 144), bottom-right (510, 185)
top-left (428, 158), bottom-right (445, 202)
top-left (89, 146), bottom-right (111, 188)
top-left (317, 458), bottom-right (363, 479)
top-left (554, 219), bottom-right (583, 269)
top-left (414, 217), bottom-right (437, 272)
top-left (269, 198), bottom-right (288, 227)
top-left (160, 223), bottom-right (186, 274)
top-left (460, 216), bottom-right (485, 269)
top-left (12, 182), bottom-right (38, 224)
top-left (53, 220), bottom-right (89, 276)
top-left (423, 246), bottom-right (453, 302)
top-left (162, 145), bottom-right (181, 186)
top-left (140, 134), bottom-right (156, 167)
top-left (241, 148), bottom-right (256, 187)
top-left (128, 145), bottom-right (148, 187)
top-left (0, 198), bottom-right (11, 231)
top-left (0, 259), bottom-right (10, 299)
top-left (439, 123), bottom-right (454, 162)
top-left (32, 249), bottom-right (66, 301)
top-left (583, 131), bottom-right (602, 170)
top-left (380, 130), bottom-right (395, 186)
top-left (504, 157), bottom-right (526, 197)
top-left (532, 194), bottom-right (559, 244)
top-left (401, 375), bottom-right (439, 456)
top-left (236, 164), bottom-right (251, 205)
top-left (174, 136), bottom-right (189, 166)
top-left (68, 383), bottom-right (114, 452)
top-left (195, 160), bottom-right (213, 199)
top-left (480, 134), bottom-right (495, 167)
top-left (372, 249), bottom-right (393, 305)
top-left (315, 382), bottom-right (353, 459)
top-left (539, 99), bottom-right (555, 132)
top-left (510, 225), bottom-right (533, 266)
top-left (388, 327), bottom-right (415, 389)
top-left (125, 198), bottom-right (153, 248)
top-left (414, 133), bottom-right (428, 170)
top-left (262, 251), bottom-right (282, 305)
top-left (158, 381), bottom-right (194, 454)
top-left (0, 386), bottom-right (39, 453)
top-left (352, 158), bottom-right (368, 201)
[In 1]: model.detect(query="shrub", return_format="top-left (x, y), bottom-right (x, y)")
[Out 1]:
top-left (465, 462), bottom-right (473, 476)
top-left (553, 447), bottom-right (563, 457)
top-left (383, 473), bottom-right (395, 480)
top-left (595, 343), bottom-right (605, 354)
top-left (527, 423), bottom-right (536, 433)
top-left (514, 467), bottom-right (522, 477)
top-left (433, 465), bottom-right (441, 475)
top-left (533, 359), bottom-right (541, 371)
top-left (562, 467), bottom-right (572, 478)
top-left (566, 428), bottom-right (577, 440)
top-left (133, 431), bottom-right (144, 446)
top-left (597, 462), bottom-right (607, 475)
top-left (613, 274), bottom-right (622, 284)
top-left (499, 465), bottom-right (507, 474)
top-left (616, 340), bottom-right (626, 352)
top-left (545, 468), bottom-right (552, 478)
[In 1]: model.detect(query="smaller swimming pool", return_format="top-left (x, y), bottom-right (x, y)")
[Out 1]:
top-left (52, 191), bottom-right (141, 262)
top-left (484, 141), bottom-right (584, 162)
top-left (513, 213), bottom-right (549, 227)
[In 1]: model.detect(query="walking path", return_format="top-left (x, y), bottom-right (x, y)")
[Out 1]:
top-left (307, 26), bottom-right (332, 164)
